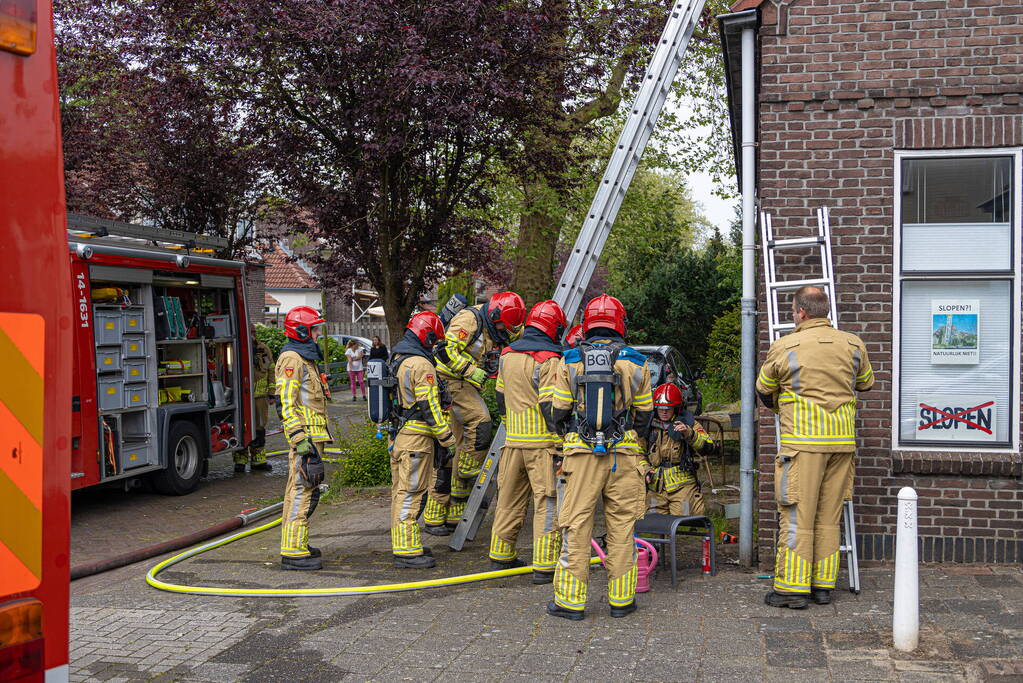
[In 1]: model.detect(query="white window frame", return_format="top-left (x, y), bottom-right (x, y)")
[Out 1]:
top-left (891, 147), bottom-right (1022, 454)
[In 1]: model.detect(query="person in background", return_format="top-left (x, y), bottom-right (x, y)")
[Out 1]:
top-left (369, 335), bottom-right (389, 361)
top-left (236, 323), bottom-right (274, 473)
top-left (345, 339), bottom-right (367, 401)
top-left (641, 383), bottom-right (713, 516)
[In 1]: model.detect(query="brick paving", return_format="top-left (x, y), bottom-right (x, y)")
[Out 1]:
top-left (70, 401), bottom-right (1023, 682)
top-left (71, 402), bottom-right (365, 567)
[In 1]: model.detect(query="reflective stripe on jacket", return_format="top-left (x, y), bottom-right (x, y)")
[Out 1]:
top-left (756, 318), bottom-right (874, 452)
top-left (436, 306), bottom-right (494, 380)
top-left (497, 350), bottom-right (561, 448)
top-left (276, 350), bottom-right (329, 445)
top-left (394, 354), bottom-right (455, 451)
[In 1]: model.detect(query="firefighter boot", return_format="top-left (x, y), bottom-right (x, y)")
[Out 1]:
top-left (810, 588), bottom-right (831, 605)
top-left (424, 524), bottom-right (451, 536)
top-left (234, 463), bottom-right (246, 473)
top-left (281, 555), bottom-right (322, 571)
top-left (532, 571), bottom-right (554, 585)
top-left (252, 461), bottom-right (272, 472)
top-left (764, 591), bottom-right (809, 609)
top-left (609, 601), bottom-right (638, 618)
top-left (546, 601), bottom-right (585, 622)
top-left (490, 557), bottom-right (526, 571)
top-left (307, 546), bottom-right (321, 558)
top-left (394, 554), bottom-right (436, 569)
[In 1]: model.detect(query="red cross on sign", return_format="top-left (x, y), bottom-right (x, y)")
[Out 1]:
top-left (920, 402), bottom-right (990, 435)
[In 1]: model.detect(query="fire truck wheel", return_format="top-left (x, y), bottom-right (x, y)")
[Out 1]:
top-left (152, 420), bottom-right (205, 495)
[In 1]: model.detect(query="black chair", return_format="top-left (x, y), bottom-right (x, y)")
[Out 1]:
top-left (635, 513), bottom-right (716, 588)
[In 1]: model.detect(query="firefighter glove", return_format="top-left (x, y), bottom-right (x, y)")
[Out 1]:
top-left (468, 367), bottom-right (488, 386)
top-left (296, 440), bottom-right (324, 487)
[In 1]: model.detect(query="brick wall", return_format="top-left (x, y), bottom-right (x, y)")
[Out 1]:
top-left (752, 0), bottom-right (1023, 567)
top-left (243, 261), bottom-right (266, 325)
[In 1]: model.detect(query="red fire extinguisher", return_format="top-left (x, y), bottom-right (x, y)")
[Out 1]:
top-left (702, 536), bottom-right (712, 575)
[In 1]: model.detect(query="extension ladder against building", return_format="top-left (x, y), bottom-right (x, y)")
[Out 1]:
top-left (760, 207), bottom-right (860, 593)
top-left (447, 0), bottom-right (710, 551)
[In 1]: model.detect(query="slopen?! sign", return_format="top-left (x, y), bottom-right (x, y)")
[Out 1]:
top-left (931, 299), bottom-right (979, 364)
top-left (916, 394), bottom-right (997, 442)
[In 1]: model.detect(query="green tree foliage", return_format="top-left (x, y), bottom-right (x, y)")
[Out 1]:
top-left (562, 163), bottom-right (711, 294)
top-left (509, 0), bottom-right (735, 304)
top-left (254, 324), bottom-right (286, 356)
top-left (436, 273), bottom-right (477, 312)
top-left (701, 301), bottom-right (741, 404)
top-left (617, 229), bottom-right (737, 366)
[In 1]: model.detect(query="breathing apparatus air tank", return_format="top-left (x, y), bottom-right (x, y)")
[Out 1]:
top-left (366, 358), bottom-right (396, 439)
top-left (579, 344), bottom-right (618, 455)
top-left (438, 294), bottom-right (468, 326)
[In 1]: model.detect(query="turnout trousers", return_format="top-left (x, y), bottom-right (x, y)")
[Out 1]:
top-left (280, 441), bottom-right (324, 558)
top-left (648, 480), bottom-right (705, 516)
top-left (390, 444), bottom-right (434, 557)
top-left (236, 397), bottom-right (269, 466)
top-left (488, 446), bottom-right (561, 572)
top-left (424, 378), bottom-right (492, 527)
top-left (554, 452), bottom-right (645, 613)
top-left (773, 449), bottom-right (854, 594)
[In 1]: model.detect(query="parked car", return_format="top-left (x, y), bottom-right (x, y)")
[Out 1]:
top-left (328, 334), bottom-right (372, 353)
top-left (632, 344), bottom-right (704, 415)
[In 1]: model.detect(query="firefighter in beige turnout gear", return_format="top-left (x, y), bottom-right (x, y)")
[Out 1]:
top-left (642, 383), bottom-right (713, 516)
top-left (388, 311), bottom-right (456, 568)
top-left (236, 331), bottom-right (274, 472)
top-left (424, 292), bottom-right (526, 534)
top-left (757, 286), bottom-right (874, 608)
top-left (487, 300), bottom-right (567, 582)
top-left (548, 295), bottom-right (653, 621)
top-left (277, 306), bottom-right (330, 571)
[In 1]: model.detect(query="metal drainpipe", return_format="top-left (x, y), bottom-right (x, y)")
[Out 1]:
top-left (738, 25), bottom-right (758, 569)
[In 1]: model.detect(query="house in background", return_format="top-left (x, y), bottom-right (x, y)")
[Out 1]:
top-left (263, 243), bottom-right (322, 326)
top-left (263, 292), bottom-right (282, 322)
top-left (720, 0), bottom-right (1022, 565)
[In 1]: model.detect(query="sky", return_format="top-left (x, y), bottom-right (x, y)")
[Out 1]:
top-left (689, 170), bottom-right (738, 233)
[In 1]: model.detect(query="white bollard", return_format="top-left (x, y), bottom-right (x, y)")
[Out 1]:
top-left (893, 486), bottom-right (919, 652)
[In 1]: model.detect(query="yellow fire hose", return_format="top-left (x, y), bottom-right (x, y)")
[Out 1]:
top-left (264, 448), bottom-right (343, 463)
top-left (146, 504), bottom-right (600, 598)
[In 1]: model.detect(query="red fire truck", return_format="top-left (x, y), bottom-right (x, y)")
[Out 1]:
top-left (1, 1), bottom-right (73, 680)
top-left (67, 214), bottom-right (255, 495)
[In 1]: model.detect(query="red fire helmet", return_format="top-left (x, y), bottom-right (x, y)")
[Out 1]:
top-left (582, 294), bottom-right (627, 336)
top-left (407, 311), bottom-right (445, 347)
top-left (487, 291), bottom-right (526, 331)
top-left (565, 324), bottom-right (584, 348)
top-left (284, 305), bottom-right (326, 342)
top-left (653, 383), bottom-right (683, 408)
top-left (525, 300), bottom-right (567, 341)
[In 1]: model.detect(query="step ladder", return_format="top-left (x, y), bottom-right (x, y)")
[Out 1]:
top-left (447, 0), bottom-right (710, 552)
top-left (760, 206), bottom-right (860, 594)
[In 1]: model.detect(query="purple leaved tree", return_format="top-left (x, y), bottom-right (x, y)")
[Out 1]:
top-left (146, 0), bottom-right (551, 339)
top-left (56, 0), bottom-right (285, 257)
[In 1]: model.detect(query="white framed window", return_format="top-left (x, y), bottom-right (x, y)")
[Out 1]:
top-left (892, 148), bottom-right (1021, 452)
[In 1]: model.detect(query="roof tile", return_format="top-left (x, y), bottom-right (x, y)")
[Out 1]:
top-left (263, 244), bottom-right (318, 290)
